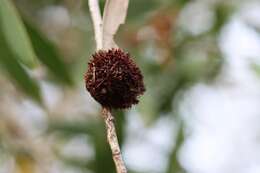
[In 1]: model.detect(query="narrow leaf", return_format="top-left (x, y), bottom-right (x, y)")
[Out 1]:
top-left (102, 0), bottom-right (129, 49)
top-left (0, 0), bottom-right (37, 68)
top-left (47, 119), bottom-right (96, 135)
top-left (24, 20), bottom-right (73, 85)
top-left (0, 28), bottom-right (42, 103)
top-left (166, 123), bottom-right (185, 173)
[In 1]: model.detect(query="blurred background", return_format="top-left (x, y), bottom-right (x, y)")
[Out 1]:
top-left (1, 0), bottom-right (260, 173)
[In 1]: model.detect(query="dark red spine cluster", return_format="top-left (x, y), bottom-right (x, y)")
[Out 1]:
top-left (84, 48), bottom-right (145, 109)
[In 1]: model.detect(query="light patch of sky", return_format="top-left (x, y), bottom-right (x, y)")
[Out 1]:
top-left (124, 110), bottom-right (177, 173)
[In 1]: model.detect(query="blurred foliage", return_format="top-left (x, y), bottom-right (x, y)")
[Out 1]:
top-left (24, 19), bottom-right (73, 85)
top-left (0, 0), bottom-right (246, 173)
top-left (0, 0), bottom-right (37, 67)
top-left (0, 27), bottom-right (42, 103)
top-left (166, 122), bottom-right (185, 173)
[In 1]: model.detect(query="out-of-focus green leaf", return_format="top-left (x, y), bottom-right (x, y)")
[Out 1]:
top-left (0, 0), bottom-right (37, 68)
top-left (138, 70), bottom-right (186, 124)
top-left (127, 0), bottom-right (158, 22)
top-left (91, 111), bottom-right (125, 173)
top-left (113, 110), bottom-right (126, 145)
top-left (212, 3), bottom-right (233, 33)
top-left (166, 123), bottom-right (185, 173)
top-left (171, 0), bottom-right (190, 8)
top-left (139, 47), bottom-right (222, 124)
top-left (57, 153), bottom-right (94, 171)
top-left (47, 119), bottom-right (96, 136)
top-left (0, 29), bottom-right (41, 103)
top-left (93, 125), bottom-right (115, 173)
top-left (251, 63), bottom-right (260, 77)
top-left (24, 20), bottom-right (73, 85)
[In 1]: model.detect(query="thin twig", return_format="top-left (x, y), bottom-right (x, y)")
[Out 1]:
top-left (88, 0), bottom-right (103, 50)
top-left (102, 107), bottom-right (127, 173)
top-left (88, 0), bottom-right (128, 172)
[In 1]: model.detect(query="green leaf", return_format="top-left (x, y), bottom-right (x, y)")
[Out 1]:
top-left (212, 3), bottom-right (233, 33)
top-left (166, 123), bottom-right (185, 173)
top-left (92, 126), bottom-right (115, 173)
top-left (112, 110), bottom-right (126, 145)
top-left (251, 63), bottom-right (260, 77)
top-left (24, 20), bottom-right (73, 85)
top-left (127, 0), bottom-right (158, 22)
top-left (0, 31), bottom-right (42, 103)
top-left (0, 0), bottom-right (37, 68)
top-left (58, 156), bottom-right (94, 171)
top-left (47, 119), bottom-right (96, 136)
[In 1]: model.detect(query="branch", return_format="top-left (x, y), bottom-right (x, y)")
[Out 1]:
top-left (102, 107), bottom-right (127, 173)
top-left (88, 0), bottom-right (103, 50)
top-left (88, 1), bottom-right (128, 172)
